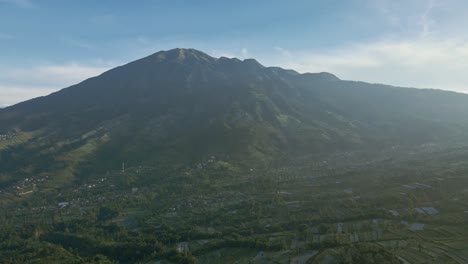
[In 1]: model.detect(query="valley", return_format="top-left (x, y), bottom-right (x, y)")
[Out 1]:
top-left (1, 142), bottom-right (467, 263)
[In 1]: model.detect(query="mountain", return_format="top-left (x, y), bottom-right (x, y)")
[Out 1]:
top-left (3, 48), bottom-right (468, 263)
top-left (1, 48), bottom-right (468, 186)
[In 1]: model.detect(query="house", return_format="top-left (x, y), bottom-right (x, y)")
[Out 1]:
top-left (58, 202), bottom-right (69, 208)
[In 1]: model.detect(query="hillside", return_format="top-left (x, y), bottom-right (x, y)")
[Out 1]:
top-left (2, 48), bottom-right (468, 186)
top-left (1, 48), bottom-right (468, 263)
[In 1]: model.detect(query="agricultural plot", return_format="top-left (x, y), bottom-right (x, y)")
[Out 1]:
top-left (1, 147), bottom-right (468, 263)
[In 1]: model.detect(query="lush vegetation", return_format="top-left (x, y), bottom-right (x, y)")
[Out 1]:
top-left (1, 144), bottom-right (467, 263)
top-left (0, 49), bottom-right (468, 263)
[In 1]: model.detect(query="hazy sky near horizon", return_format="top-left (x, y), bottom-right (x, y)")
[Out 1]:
top-left (1, 0), bottom-right (468, 106)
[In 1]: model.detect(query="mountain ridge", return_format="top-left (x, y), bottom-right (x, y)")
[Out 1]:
top-left (1, 48), bottom-right (468, 186)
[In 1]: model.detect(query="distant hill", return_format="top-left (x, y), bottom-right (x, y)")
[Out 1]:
top-left (1, 48), bottom-right (468, 185)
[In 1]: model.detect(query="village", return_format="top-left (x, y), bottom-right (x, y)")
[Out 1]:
top-left (0, 148), bottom-right (467, 263)
top-left (0, 130), bottom-right (17, 142)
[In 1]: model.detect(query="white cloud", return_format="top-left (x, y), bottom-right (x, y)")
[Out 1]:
top-left (274, 47), bottom-right (292, 60)
top-left (136, 36), bottom-right (150, 45)
top-left (365, 0), bottom-right (446, 38)
top-left (376, 5), bottom-right (401, 27)
top-left (3, 63), bottom-right (111, 86)
top-left (0, 63), bottom-right (113, 106)
top-left (268, 39), bottom-right (468, 93)
top-left (241, 48), bottom-right (248, 58)
top-left (0, 85), bottom-right (56, 107)
top-left (419, 0), bottom-right (437, 37)
top-left (209, 48), bottom-right (252, 60)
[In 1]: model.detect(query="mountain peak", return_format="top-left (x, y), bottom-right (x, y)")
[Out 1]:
top-left (152, 48), bottom-right (216, 64)
top-left (243, 58), bottom-right (264, 68)
top-left (301, 72), bottom-right (340, 81)
top-left (3, 47), bottom-right (468, 188)
top-left (148, 49), bottom-right (263, 71)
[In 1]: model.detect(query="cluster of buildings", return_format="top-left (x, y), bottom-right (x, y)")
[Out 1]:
top-left (0, 131), bottom-right (17, 141)
top-left (4, 176), bottom-right (49, 196)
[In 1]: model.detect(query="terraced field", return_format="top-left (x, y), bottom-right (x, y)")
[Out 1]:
top-left (1, 145), bottom-right (468, 263)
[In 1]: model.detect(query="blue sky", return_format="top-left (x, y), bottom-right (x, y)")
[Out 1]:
top-left (1, 0), bottom-right (468, 106)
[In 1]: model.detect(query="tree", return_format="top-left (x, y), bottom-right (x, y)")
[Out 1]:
top-left (97, 207), bottom-right (119, 222)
